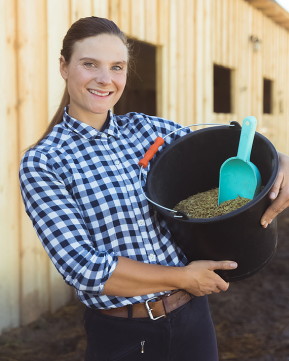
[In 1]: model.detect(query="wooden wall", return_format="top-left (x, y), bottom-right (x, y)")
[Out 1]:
top-left (1, 0), bottom-right (289, 333)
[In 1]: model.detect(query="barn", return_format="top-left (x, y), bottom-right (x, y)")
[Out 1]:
top-left (1, 0), bottom-right (289, 333)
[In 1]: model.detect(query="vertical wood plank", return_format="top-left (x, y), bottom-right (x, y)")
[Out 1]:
top-left (213, 0), bottom-right (220, 64)
top-left (194, 0), bottom-right (204, 123)
top-left (144, 0), bottom-right (158, 44)
top-left (17, 0), bottom-right (50, 325)
top-left (167, 0), bottom-right (178, 121)
top-left (227, 0), bottom-right (233, 67)
top-left (284, 34), bottom-right (289, 153)
top-left (231, 0), bottom-right (238, 68)
top-left (108, 0), bottom-right (121, 26)
top-left (176, 0), bottom-right (186, 124)
top-left (47, 0), bottom-right (73, 313)
top-left (202, 0), bottom-right (213, 123)
top-left (157, 0), bottom-right (167, 45)
top-left (0, 0), bottom-right (20, 333)
top-left (71, 0), bottom-right (92, 21)
top-left (118, 0), bottom-right (131, 35)
top-left (251, 8), bottom-right (262, 123)
top-left (47, 0), bottom-right (70, 120)
top-left (239, 0), bottom-right (252, 118)
top-left (184, 0), bottom-right (195, 125)
top-left (130, 0), bottom-right (145, 40)
top-left (156, 0), bottom-right (169, 118)
top-left (92, 0), bottom-right (109, 17)
top-left (220, 0), bottom-right (228, 65)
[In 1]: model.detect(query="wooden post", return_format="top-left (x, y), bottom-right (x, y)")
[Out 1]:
top-left (0, 0), bottom-right (20, 333)
top-left (17, 0), bottom-right (50, 325)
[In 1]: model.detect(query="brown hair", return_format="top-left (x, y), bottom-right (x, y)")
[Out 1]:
top-left (34, 17), bottom-right (129, 146)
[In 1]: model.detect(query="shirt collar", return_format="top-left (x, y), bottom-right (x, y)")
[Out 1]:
top-left (62, 107), bottom-right (120, 139)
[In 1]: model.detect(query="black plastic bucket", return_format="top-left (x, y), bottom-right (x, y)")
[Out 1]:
top-left (146, 122), bottom-right (279, 281)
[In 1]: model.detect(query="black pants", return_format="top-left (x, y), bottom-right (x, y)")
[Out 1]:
top-left (84, 296), bottom-right (218, 361)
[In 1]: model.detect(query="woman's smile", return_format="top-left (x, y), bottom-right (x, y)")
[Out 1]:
top-left (87, 89), bottom-right (112, 97)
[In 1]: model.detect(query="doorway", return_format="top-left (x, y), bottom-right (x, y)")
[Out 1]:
top-left (114, 39), bottom-right (157, 116)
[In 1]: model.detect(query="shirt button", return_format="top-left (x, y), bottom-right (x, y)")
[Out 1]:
top-left (138, 220), bottom-right (145, 227)
top-left (115, 160), bottom-right (120, 165)
top-left (149, 254), bottom-right (156, 262)
top-left (127, 185), bottom-right (134, 191)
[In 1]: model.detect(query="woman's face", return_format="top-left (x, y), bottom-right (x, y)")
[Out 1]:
top-left (60, 34), bottom-right (128, 127)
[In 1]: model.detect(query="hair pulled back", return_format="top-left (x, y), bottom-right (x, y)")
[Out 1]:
top-left (61, 17), bottom-right (128, 64)
top-left (34, 17), bottom-right (129, 146)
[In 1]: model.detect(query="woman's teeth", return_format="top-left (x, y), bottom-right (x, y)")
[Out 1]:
top-left (88, 89), bottom-right (110, 96)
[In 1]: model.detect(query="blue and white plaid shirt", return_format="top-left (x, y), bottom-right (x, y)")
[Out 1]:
top-left (19, 108), bottom-right (190, 309)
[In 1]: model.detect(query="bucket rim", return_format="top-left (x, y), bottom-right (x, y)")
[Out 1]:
top-left (146, 124), bottom-right (279, 223)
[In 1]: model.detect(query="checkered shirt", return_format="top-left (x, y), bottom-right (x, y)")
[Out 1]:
top-left (19, 109), bottom-right (190, 309)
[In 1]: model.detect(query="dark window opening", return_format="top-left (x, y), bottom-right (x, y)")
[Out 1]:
top-left (114, 39), bottom-right (156, 115)
top-left (213, 64), bottom-right (232, 113)
top-left (263, 78), bottom-right (273, 114)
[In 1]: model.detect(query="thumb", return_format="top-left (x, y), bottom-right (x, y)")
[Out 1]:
top-left (208, 260), bottom-right (238, 271)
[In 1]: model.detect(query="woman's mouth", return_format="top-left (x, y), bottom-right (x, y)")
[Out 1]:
top-left (88, 89), bottom-right (111, 97)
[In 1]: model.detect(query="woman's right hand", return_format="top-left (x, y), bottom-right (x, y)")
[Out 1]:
top-left (182, 260), bottom-right (238, 296)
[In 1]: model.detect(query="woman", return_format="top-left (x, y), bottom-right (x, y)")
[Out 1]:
top-left (19, 17), bottom-right (289, 361)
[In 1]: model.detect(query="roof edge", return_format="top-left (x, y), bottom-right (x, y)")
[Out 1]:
top-left (245, 0), bottom-right (289, 31)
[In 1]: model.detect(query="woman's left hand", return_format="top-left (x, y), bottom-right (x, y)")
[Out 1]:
top-left (261, 152), bottom-right (289, 228)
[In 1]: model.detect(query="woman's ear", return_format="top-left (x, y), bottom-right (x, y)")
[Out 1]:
top-left (59, 56), bottom-right (68, 80)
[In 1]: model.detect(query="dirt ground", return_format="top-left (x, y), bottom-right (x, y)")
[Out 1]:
top-left (1, 210), bottom-right (289, 361)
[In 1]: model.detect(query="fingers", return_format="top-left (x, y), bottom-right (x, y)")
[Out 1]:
top-left (185, 260), bottom-right (237, 296)
top-left (207, 260), bottom-right (238, 271)
top-left (216, 279), bottom-right (230, 292)
top-left (261, 152), bottom-right (289, 228)
top-left (268, 172), bottom-right (283, 200)
top-left (261, 202), bottom-right (285, 228)
top-left (191, 275), bottom-right (229, 297)
top-left (261, 186), bottom-right (289, 228)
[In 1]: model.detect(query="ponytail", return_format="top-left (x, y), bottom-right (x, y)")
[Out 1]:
top-left (30, 86), bottom-right (69, 148)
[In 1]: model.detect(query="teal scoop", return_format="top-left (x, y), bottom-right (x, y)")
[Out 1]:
top-left (218, 116), bottom-right (262, 205)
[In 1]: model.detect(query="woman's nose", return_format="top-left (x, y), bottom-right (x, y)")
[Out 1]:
top-left (95, 68), bottom-right (111, 85)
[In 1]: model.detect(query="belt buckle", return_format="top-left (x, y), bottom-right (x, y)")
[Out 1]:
top-left (145, 296), bottom-right (166, 320)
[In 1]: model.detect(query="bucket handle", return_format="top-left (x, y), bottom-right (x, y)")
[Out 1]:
top-left (139, 122), bottom-right (237, 218)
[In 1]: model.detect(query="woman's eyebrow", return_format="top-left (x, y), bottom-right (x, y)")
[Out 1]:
top-left (79, 57), bottom-right (127, 64)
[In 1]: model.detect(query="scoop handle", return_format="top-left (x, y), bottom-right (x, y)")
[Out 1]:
top-left (237, 116), bottom-right (257, 161)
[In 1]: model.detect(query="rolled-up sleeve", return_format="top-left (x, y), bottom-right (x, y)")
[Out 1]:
top-left (19, 149), bottom-right (118, 295)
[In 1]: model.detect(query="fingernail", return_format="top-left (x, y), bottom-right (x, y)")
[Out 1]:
top-left (270, 192), bottom-right (276, 200)
top-left (230, 262), bottom-right (238, 269)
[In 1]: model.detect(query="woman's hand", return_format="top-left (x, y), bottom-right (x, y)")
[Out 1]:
top-left (261, 152), bottom-right (289, 228)
top-left (102, 257), bottom-right (237, 298)
top-left (182, 260), bottom-right (238, 296)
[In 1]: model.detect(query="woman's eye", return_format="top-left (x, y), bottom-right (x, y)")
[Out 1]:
top-left (112, 65), bottom-right (122, 71)
top-left (83, 62), bottom-right (95, 69)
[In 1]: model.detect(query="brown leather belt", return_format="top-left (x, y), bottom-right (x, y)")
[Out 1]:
top-left (99, 290), bottom-right (193, 320)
